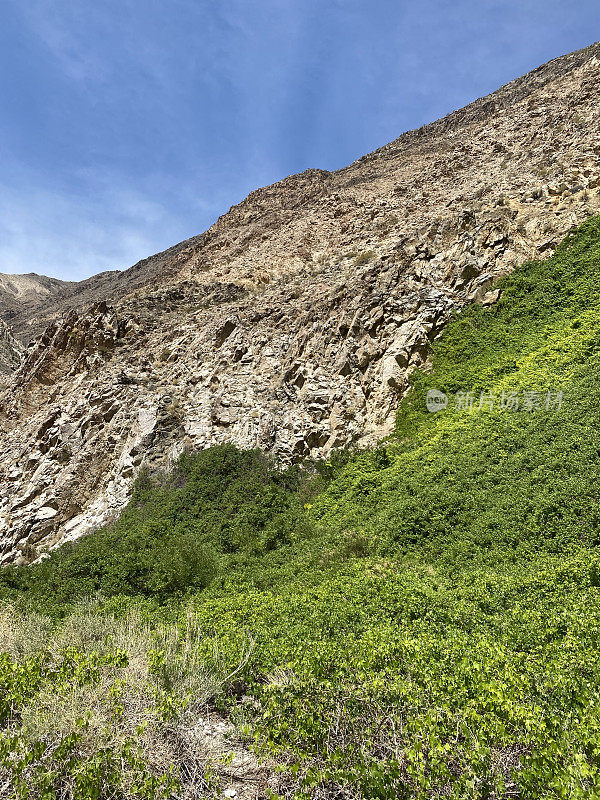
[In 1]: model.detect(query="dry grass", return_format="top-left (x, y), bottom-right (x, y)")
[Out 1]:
top-left (0, 603), bottom-right (54, 659)
top-left (0, 602), bottom-right (274, 800)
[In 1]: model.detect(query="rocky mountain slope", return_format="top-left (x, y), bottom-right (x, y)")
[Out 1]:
top-left (2, 41), bottom-right (600, 562)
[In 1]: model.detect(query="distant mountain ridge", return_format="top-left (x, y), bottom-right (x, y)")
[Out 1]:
top-left (0, 233), bottom-right (205, 344)
top-left (0, 274), bottom-right (73, 343)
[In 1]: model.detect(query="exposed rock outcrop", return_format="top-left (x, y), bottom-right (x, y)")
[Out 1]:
top-left (0, 319), bottom-right (22, 376)
top-left (2, 42), bottom-right (600, 561)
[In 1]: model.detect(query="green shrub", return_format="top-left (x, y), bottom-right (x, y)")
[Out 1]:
top-left (353, 249), bottom-right (376, 266)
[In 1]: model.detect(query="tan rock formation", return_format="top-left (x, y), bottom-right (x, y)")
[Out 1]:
top-left (0, 319), bottom-right (22, 376)
top-left (2, 42), bottom-right (600, 561)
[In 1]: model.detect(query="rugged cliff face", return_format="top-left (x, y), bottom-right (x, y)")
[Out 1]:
top-left (1, 42), bottom-right (600, 562)
top-left (0, 320), bottom-right (22, 375)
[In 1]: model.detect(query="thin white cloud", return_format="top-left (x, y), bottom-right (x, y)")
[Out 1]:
top-left (0, 167), bottom-right (217, 279)
top-left (12, 0), bottom-right (109, 85)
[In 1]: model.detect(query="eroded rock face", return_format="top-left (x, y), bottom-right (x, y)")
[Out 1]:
top-left (2, 42), bottom-right (600, 561)
top-left (0, 320), bottom-right (22, 376)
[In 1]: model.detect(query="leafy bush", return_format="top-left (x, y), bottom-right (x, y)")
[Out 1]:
top-left (0, 604), bottom-right (189, 799)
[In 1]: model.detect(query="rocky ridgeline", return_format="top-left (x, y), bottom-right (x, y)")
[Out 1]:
top-left (1, 43), bottom-right (600, 562)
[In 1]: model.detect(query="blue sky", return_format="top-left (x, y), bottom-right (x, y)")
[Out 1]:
top-left (0, 1), bottom-right (598, 281)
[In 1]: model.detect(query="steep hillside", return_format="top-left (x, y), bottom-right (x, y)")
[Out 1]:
top-left (3, 217), bottom-right (600, 798)
top-left (2, 42), bottom-right (600, 560)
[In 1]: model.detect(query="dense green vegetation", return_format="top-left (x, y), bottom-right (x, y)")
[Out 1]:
top-left (0, 446), bottom-right (336, 608)
top-left (4, 216), bottom-right (600, 797)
